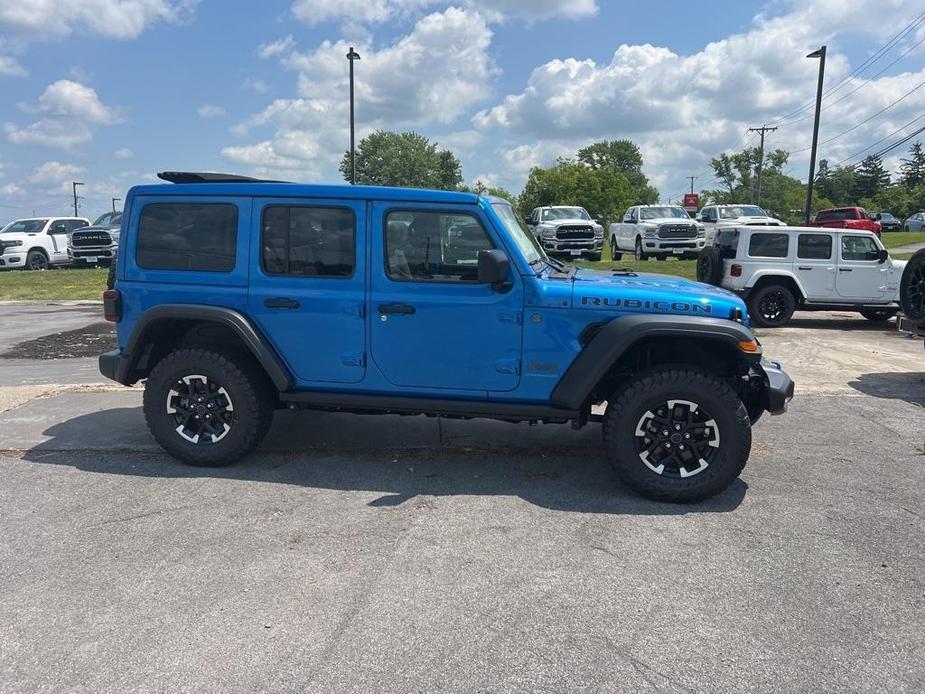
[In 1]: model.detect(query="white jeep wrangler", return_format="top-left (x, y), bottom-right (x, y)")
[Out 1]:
top-left (696, 226), bottom-right (905, 327)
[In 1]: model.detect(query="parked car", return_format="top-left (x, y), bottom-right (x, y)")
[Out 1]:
top-left (68, 211), bottom-right (122, 267)
top-left (524, 206), bottom-right (603, 260)
top-left (808, 207), bottom-right (881, 237)
top-left (0, 217), bottom-right (89, 270)
top-left (98, 171), bottom-right (793, 503)
top-left (870, 212), bottom-right (901, 232)
top-left (609, 205), bottom-right (706, 261)
top-left (696, 226), bottom-right (905, 327)
top-left (697, 204), bottom-right (784, 243)
top-left (898, 248), bottom-right (925, 345)
top-left (903, 212), bottom-right (925, 231)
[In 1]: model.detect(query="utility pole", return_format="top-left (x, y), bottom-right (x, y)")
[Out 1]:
top-left (747, 125), bottom-right (777, 205)
top-left (72, 181), bottom-right (84, 217)
top-left (804, 45), bottom-right (827, 224)
top-left (112, 197), bottom-right (121, 212)
top-left (686, 176), bottom-right (698, 194)
top-left (346, 46), bottom-right (361, 185)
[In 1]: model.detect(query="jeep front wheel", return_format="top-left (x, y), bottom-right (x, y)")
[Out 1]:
top-left (603, 368), bottom-right (751, 503)
top-left (748, 284), bottom-right (796, 327)
top-left (143, 348), bottom-right (274, 467)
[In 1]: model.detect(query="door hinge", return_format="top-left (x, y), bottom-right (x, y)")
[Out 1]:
top-left (341, 351), bottom-right (366, 367)
top-left (495, 358), bottom-right (521, 375)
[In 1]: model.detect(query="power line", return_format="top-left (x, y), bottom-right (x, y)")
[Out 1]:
top-left (832, 112), bottom-right (925, 166)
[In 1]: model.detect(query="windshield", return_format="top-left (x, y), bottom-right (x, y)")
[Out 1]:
top-left (719, 205), bottom-right (767, 219)
top-left (640, 207), bottom-right (689, 220)
top-left (492, 202), bottom-right (544, 266)
top-left (542, 207), bottom-right (590, 221)
top-left (92, 212), bottom-right (113, 226)
top-left (0, 219), bottom-right (47, 234)
top-left (880, 213), bottom-right (896, 221)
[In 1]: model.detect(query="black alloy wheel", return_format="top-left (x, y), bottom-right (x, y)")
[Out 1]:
top-left (633, 399), bottom-right (720, 479)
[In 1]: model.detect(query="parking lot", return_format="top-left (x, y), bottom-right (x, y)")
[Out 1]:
top-left (0, 302), bottom-right (923, 692)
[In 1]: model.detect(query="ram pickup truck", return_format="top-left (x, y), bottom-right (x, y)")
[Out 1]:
top-left (525, 206), bottom-right (603, 260)
top-left (98, 171), bottom-right (794, 503)
top-left (0, 217), bottom-right (89, 270)
top-left (609, 205), bottom-right (706, 261)
top-left (698, 204), bottom-right (784, 244)
top-left (809, 207), bottom-right (881, 237)
top-left (68, 211), bottom-right (122, 267)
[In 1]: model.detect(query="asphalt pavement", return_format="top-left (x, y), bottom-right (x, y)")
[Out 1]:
top-left (0, 302), bottom-right (923, 693)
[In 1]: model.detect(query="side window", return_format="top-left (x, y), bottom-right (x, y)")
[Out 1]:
top-left (841, 235), bottom-right (880, 261)
top-left (262, 206), bottom-right (355, 278)
top-left (385, 210), bottom-right (494, 282)
top-left (631, 208), bottom-right (639, 222)
top-left (137, 203), bottom-right (238, 272)
top-left (748, 232), bottom-right (789, 258)
top-left (48, 221), bottom-right (69, 235)
top-left (797, 234), bottom-right (832, 260)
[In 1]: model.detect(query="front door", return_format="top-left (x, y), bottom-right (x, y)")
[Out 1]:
top-left (248, 198), bottom-right (367, 384)
top-left (794, 232), bottom-right (835, 300)
top-left (369, 203), bottom-right (523, 392)
top-left (836, 234), bottom-right (887, 300)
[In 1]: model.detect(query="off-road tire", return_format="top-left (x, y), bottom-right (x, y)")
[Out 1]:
top-left (859, 308), bottom-right (897, 321)
top-left (610, 239), bottom-right (621, 261)
top-left (106, 258), bottom-right (116, 290)
top-left (696, 246), bottom-right (723, 285)
top-left (26, 250), bottom-right (48, 271)
top-left (143, 348), bottom-right (274, 467)
top-left (588, 252), bottom-right (602, 262)
top-left (603, 368), bottom-right (751, 503)
top-left (656, 254), bottom-right (667, 261)
top-left (899, 249), bottom-right (925, 321)
top-left (748, 283), bottom-right (796, 327)
top-left (635, 237), bottom-right (648, 261)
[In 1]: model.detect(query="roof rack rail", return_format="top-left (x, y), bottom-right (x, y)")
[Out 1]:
top-left (156, 171), bottom-right (288, 184)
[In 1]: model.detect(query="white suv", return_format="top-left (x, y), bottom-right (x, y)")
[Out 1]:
top-left (696, 226), bottom-right (906, 327)
top-left (0, 217), bottom-right (89, 270)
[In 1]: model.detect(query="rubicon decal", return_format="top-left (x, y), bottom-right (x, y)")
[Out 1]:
top-left (580, 296), bottom-right (713, 313)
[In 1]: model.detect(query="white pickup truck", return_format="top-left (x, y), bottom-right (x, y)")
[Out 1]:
top-left (0, 217), bottom-right (89, 270)
top-left (697, 204), bottom-right (784, 243)
top-left (609, 205), bottom-right (705, 261)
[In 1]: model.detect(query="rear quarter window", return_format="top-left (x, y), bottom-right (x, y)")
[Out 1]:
top-left (715, 229), bottom-right (739, 258)
top-left (136, 203), bottom-right (238, 271)
top-left (748, 232), bottom-right (789, 258)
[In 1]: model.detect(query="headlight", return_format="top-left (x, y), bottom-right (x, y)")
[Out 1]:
top-left (593, 225), bottom-right (603, 237)
top-left (1, 240), bottom-right (23, 250)
top-left (696, 225), bottom-right (706, 237)
top-left (642, 226), bottom-right (657, 237)
top-left (541, 226), bottom-right (556, 239)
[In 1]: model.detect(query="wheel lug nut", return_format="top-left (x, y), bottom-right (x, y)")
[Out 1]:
top-left (662, 430), bottom-right (669, 436)
top-left (684, 433), bottom-right (691, 439)
top-left (675, 424), bottom-right (682, 430)
top-left (679, 445), bottom-right (685, 451)
top-left (666, 443), bottom-right (672, 448)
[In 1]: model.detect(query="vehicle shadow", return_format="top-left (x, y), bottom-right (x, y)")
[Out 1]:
top-left (19, 407), bottom-right (748, 516)
top-left (848, 372), bottom-right (925, 407)
top-left (778, 315), bottom-right (899, 332)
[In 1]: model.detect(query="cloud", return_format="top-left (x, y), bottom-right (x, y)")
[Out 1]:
top-left (0, 0), bottom-right (199, 39)
top-left (5, 120), bottom-right (94, 148)
top-left (0, 55), bottom-right (26, 76)
top-left (197, 104), bottom-right (226, 118)
top-left (34, 80), bottom-right (120, 124)
top-left (1, 182), bottom-right (24, 195)
top-left (243, 77), bottom-right (270, 93)
top-left (29, 161), bottom-right (86, 183)
top-left (289, 0), bottom-right (596, 25)
top-left (114, 147), bottom-right (134, 159)
top-left (228, 7), bottom-right (495, 180)
top-left (257, 35), bottom-right (295, 59)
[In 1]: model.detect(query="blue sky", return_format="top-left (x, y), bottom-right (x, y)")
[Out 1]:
top-left (1, 0), bottom-right (924, 220)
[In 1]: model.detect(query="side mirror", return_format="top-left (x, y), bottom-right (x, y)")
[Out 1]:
top-left (878, 249), bottom-right (889, 263)
top-left (478, 249), bottom-right (512, 291)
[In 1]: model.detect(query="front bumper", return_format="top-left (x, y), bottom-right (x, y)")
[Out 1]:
top-left (542, 238), bottom-right (603, 257)
top-left (68, 247), bottom-right (116, 264)
top-left (757, 358), bottom-right (794, 415)
top-left (643, 237), bottom-right (706, 254)
top-left (0, 253), bottom-right (25, 268)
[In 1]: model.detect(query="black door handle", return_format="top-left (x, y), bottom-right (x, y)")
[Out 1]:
top-left (378, 303), bottom-right (415, 315)
top-left (797, 266), bottom-right (813, 270)
top-left (264, 297), bottom-right (300, 309)
top-left (838, 268), bottom-right (853, 272)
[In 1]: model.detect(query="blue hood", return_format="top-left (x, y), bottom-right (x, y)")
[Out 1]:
top-left (570, 268), bottom-right (748, 325)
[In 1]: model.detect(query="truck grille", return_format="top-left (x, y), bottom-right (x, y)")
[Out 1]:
top-left (657, 224), bottom-right (697, 239)
top-left (71, 231), bottom-right (112, 247)
top-left (556, 225), bottom-right (594, 240)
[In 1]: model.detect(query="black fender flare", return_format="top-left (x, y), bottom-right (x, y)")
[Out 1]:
top-left (121, 304), bottom-right (292, 391)
top-left (549, 314), bottom-right (760, 410)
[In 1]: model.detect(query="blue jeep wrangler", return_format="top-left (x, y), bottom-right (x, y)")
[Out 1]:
top-left (99, 172), bottom-right (793, 502)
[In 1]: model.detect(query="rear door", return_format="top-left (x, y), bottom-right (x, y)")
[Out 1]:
top-left (836, 234), bottom-right (887, 300)
top-left (794, 233), bottom-right (835, 299)
top-left (247, 198), bottom-right (367, 384)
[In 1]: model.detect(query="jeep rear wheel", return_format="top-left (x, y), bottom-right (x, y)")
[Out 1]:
top-left (859, 308), bottom-right (897, 321)
top-left (696, 246), bottom-right (723, 285)
top-left (143, 348), bottom-right (274, 467)
top-left (900, 249), bottom-right (925, 321)
top-left (748, 284), bottom-right (795, 327)
top-left (603, 368), bottom-right (751, 503)
top-left (26, 250), bottom-right (48, 271)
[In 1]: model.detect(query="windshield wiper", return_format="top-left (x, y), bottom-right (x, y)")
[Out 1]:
top-left (611, 267), bottom-right (638, 277)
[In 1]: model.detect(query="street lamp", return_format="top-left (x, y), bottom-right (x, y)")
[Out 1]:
top-left (72, 181), bottom-right (84, 217)
top-left (112, 197), bottom-right (121, 212)
top-left (346, 46), bottom-right (361, 185)
top-left (803, 45), bottom-right (826, 224)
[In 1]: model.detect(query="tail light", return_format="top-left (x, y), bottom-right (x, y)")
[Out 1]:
top-left (103, 289), bottom-right (122, 322)
top-left (730, 264), bottom-right (742, 277)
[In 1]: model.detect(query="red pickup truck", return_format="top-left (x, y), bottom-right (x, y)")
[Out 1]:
top-left (808, 207), bottom-right (881, 236)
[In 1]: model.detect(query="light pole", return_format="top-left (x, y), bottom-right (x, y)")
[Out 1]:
top-left (346, 46), bottom-right (361, 185)
top-left (72, 181), bottom-right (84, 217)
top-left (112, 197), bottom-right (121, 212)
top-left (804, 45), bottom-right (826, 224)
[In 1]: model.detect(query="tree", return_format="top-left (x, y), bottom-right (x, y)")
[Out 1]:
top-left (706, 147), bottom-right (788, 205)
top-left (518, 159), bottom-right (635, 227)
top-left (815, 159), bottom-right (835, 201)
top-left (460, 181), bottom-right (517, 204)
top-left (900, 142), bottom-right (925, 188)
top-left (577, 139), bottom-right (658, 204)
top-left (853, 154), bottom-right (891, 199)
top-left (339, 130), bottom-right (462, 190)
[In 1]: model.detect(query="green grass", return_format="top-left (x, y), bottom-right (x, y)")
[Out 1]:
top-left (881, 231), bottom-right (925, 248)
top-left (0, 267), bottom-right (107, 301)
top-left (575, 241), bottom-right (699, 280)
